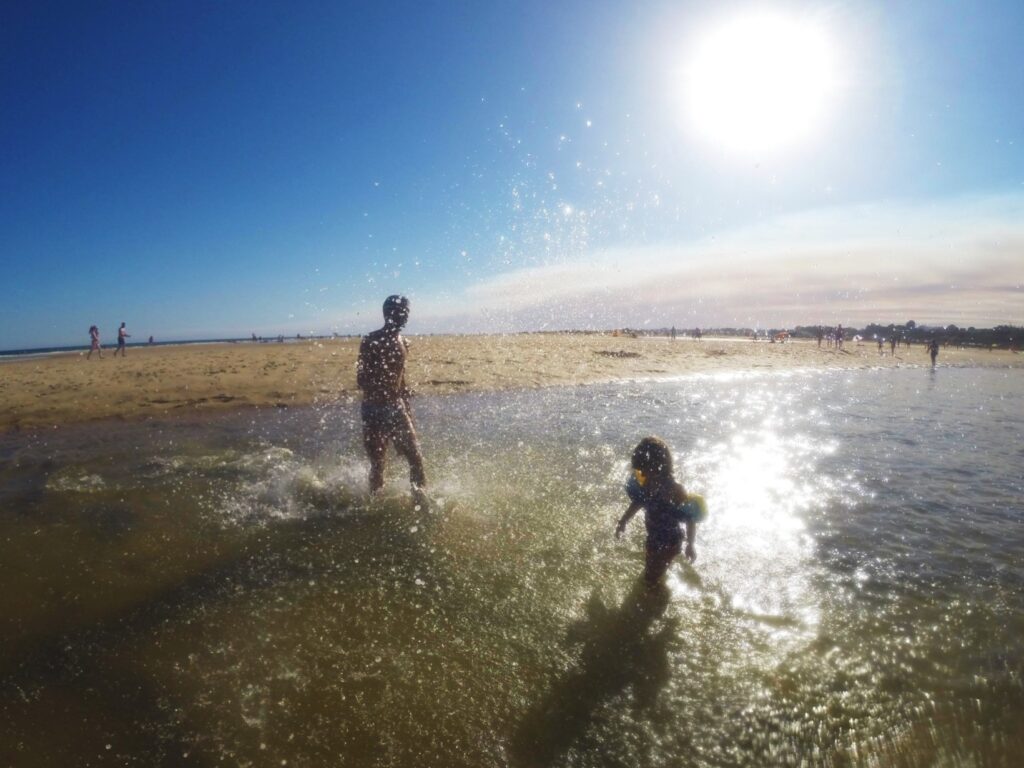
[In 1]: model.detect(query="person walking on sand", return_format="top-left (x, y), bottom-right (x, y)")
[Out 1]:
top-left (87, 325), bottom-right (103, 359)
top-left (357, 295), bottom-right (427, 500)
top-left (890, 336), bottom-right (897, 356)
top-left (928, 338), bottom-right (939, 366)
top-left (113, 322), bottom-right (130, 357)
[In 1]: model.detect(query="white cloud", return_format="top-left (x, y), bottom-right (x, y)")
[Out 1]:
top-left (409, 193), bottom-right (1024, 330)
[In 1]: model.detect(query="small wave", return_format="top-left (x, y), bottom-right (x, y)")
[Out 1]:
top-left (210, 447), bottom-right (367, 526)
top-left (46, 471), bottom-right (106, 493)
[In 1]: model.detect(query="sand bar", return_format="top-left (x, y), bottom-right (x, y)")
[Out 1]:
top-left (0, 334), bottom-right (1018, 432)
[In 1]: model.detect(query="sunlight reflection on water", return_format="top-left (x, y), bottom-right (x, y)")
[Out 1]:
top-left (0, 367), bottom-right (1021, 766)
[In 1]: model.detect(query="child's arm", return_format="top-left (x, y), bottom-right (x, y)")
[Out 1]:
top-left (615, 502), bottom-right (642, 538)
top-left (684, 520), bottom-right (697, 562)
top-left (671, 482), bottom-right (698, 562)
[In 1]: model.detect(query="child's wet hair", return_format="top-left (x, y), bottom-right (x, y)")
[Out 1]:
top-left (631, 436), bottom-right (673, 478)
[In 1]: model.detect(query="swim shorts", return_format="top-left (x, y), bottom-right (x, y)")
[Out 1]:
top-left (361, 400), bottom-right (418, 454)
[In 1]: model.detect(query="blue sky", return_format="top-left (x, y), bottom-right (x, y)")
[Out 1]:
top-left (2, 0), bottom-right (1022, 350)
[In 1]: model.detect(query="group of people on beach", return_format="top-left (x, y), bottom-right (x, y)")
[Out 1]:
top-left (815, 326), bottom-right (940, 364)
top-left (87, 322), bottom-right (131, 359)
top-left (357, 295), bottom-right (706, 587)
top-left (876, 335), bottom-right (901, 355)
top-left (815, 325), bottom-right (846, 349)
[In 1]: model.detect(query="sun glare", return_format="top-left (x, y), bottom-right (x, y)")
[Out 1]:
top-left (682, 11), bottom-right (837, 154)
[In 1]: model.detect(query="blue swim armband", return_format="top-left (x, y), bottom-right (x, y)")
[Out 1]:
top-left (673, 493), bottom-right (708, 523)
top-left (625, 475), bottom-right (646, 503)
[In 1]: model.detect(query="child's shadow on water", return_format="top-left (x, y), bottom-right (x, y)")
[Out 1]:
top-left (510, 580), bottom-right (678, 767)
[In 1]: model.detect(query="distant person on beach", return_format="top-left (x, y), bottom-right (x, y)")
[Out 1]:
top-left (671, 326), bottom-right (676, 341)
top-left (816, 327), bottom-right (824, 347)
top-left (113, 322), bottom-right (130, 357)
top-left (615, 436), bottom-right (705, 585)
top-left (357, 295), bottom-right (427, 498)
top-left (928, 338), bottom-right (939, 366)
top-left (836, 324), bottom-right (844, 350)
top-left (890, 336), bottom-right (897, 356)
top-left (87, 325), bottom-right (103, 359)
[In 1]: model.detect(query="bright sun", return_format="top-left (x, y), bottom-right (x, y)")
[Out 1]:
top-left (682, 11), bottom-right (837, 154)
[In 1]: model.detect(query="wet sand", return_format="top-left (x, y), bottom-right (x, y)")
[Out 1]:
top-left (0, 334), bottom-right (1017, 431)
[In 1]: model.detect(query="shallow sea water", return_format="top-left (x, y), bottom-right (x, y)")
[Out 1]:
top-left (1, 367), bottom-right (1022, 767)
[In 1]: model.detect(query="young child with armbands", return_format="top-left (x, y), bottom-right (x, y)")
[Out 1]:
top-left (614, 436), bottom-right (707, 584)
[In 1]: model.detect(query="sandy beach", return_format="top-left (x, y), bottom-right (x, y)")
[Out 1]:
top-left (0, 334), bottom-right (1017, 432)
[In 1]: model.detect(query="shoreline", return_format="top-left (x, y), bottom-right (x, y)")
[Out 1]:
top-left (1, 334), bottom-right (1018, 433)
top-left (0, 336), bottom-right (362, 363)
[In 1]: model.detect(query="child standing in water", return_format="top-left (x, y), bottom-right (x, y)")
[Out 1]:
top-left (615, 436), bottom-right (706, 584)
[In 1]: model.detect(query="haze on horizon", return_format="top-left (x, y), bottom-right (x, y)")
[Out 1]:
top-left (2, 1), bottom-right (1022, 350)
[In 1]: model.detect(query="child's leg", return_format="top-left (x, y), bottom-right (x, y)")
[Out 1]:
top-left (644, 540), bottom-right (682, 584)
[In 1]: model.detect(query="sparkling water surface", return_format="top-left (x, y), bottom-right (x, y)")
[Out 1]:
top-left (1, 367), bottom-right (1021, 767)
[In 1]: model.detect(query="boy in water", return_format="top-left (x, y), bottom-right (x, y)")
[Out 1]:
top-left (615, 436), bottom-right (705, 584)
top-left (357, 295), bottom-right (427, 499)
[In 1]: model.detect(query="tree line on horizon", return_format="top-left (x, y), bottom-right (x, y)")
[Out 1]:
top-left (600, 322), bottom-right (1021, 349)
top-left (796, 322), bottom-right (1020, 348)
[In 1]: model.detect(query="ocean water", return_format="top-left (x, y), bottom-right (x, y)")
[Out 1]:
top-left (0, 367), bottom-right (1021, 767)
